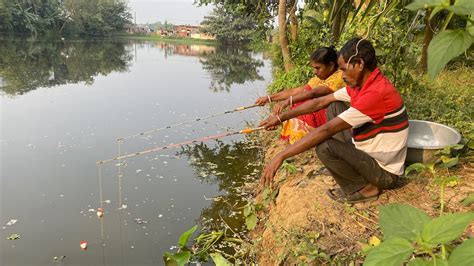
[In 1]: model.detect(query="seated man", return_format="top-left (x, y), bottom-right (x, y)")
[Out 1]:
top-left (259, 38), bottom-right (409, 203)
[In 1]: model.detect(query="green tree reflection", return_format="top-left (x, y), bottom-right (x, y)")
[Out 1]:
top-left (0, 40), bottom-right (132, 96)
top-left (199, 46), bottom-right (264, 92)
top-left (177, 138), bottom-right (262, 231)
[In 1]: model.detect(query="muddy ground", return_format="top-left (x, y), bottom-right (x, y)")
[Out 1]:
top-left (248, 133), bottom-right (474, 265)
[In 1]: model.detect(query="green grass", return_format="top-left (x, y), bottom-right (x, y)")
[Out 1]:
top-left (113, 33), bottom-right (216, 45)
top-left (401, 66), bottom-right (474, 136)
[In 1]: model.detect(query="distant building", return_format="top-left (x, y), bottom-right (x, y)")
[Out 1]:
top-left (124, 24), bottom-right (150, 34)
top-left (175, 25), bottom-right (200, 38)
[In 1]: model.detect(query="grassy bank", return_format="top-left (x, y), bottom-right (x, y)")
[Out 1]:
top-left (113, 33), bottom-right (216, 45)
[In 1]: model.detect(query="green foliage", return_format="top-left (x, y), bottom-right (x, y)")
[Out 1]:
top-left (364, 203), bottom-right (474, 266)
top-left (201, 4), bottom-right (264, 44)
top-left (422, 212), bottom-right (474, 245)
top-left (210, 253), bottom-right (232, 265)
top-left (448, 239), bottom-right (474, 266)
top-left (178, 225), bottom-right (198, 248)
top-left (163, 251), bottom-right (192, 266)
top-left (243, 204), bottom-right (257, 230)
top-left (401, 68), bottom-right (473, 137)
top-left (267, 64), bottom-right (313, 94)
top-left (379, 204), bottom-right (431, 241)
top-left (364, 237), bottom-right (414, 266)
top-left (0, 0), bottom-right (132, 37)
top-left (281, 161), bottom-right (297, 174)
top-left (427, 29), bottom-right (473, 79)
top-left (405, 0), bottom-right (474, 79)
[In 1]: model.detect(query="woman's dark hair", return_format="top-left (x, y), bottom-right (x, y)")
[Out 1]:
top-left (338, 38), bottom-right (377, 71)
top-left (310, 46), bottom-right (338, 67)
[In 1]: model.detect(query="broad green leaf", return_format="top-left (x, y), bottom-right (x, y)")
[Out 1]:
top-left (446, 0), bottom-right (474, 16)
top-left (405, 163), bottom-right (427, 176)
top-left (405, 0), bottom-right (446, 11)
top-left (407, 258), bottom-right (447, 266)
top-left (421, 212), bottom-right (474, 245)
top-left (163, 251), bottom-right (191, 266)
top-left (468, 22), bottom-right (474, 37)
top-left (461, 194), bottom-right (474, 206)
top-left (428, 29), bottom-right (473, 79)
top-left (243, 205), bottom-right (252, 217)
top-left (178, 225), bottom-right (197, 248)
top-left (245, 213), bottom-right (257, 230)
top-left (379, 204), bottom-right (431, 241)
top-left (448, 239), bottom-right (474, 266)
top-left (363, 238), bottom-right (413, 266)
top-left (210, 253), bottom-right (232, 266)
top-left (468, 139), bottom-right (474, 150)
top-left (438, 157), bottom-right (459, 168)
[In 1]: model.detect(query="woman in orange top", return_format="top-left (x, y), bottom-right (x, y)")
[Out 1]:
top-left (255, 46), bottom-right (345, 144)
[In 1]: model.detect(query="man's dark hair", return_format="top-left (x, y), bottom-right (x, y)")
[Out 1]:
top-left (339, 38), bottom-right (377, 71)
top-left (310, 46), bottom-right (338, 67)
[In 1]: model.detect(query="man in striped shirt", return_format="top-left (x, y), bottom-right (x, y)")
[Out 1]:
top-left (259, 38), bottom-right (408, 203)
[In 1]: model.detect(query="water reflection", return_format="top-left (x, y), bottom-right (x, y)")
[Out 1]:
top-left (157, 42), bottom-right (216, 58)
top-left (178, 138), bottom-right (262, 231)
top-left (0, 40), bottom-right (132, 96)
top-left (0, 40), bottom-right (264, 96)
top-left (200, 46), bottom-right (264, 92)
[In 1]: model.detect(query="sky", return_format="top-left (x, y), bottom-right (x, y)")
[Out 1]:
top-left (126, 0), bottom-right (214, 25)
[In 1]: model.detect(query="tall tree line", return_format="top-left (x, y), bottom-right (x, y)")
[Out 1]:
top-left (0, 0), bottom-right (132, 37)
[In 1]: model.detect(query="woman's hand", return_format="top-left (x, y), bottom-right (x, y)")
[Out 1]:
top-left (272, 99), bottom-right (289, 115)
top-left (255, 96), bottom-right (269, 106)
top-left (260, 154), bottom-right (284, 187)
top-left (258, 115), bottom-right (281, 130)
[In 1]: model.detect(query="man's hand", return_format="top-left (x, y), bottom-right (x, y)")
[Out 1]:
top-left (260, 155), bottom-right (284, 187)
top-left (258, 116), bottom-right (281, 130)
top-left (272, 99), bottom-right (289, 115)
top-left (255, 96), bottom-right (269, 106)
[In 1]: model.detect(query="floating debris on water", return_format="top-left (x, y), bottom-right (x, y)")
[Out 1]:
top-left (7, 234), bottom-right (20, 240)
top-left (80, 241), bottom-right (88, 250)
top-left (134, 218), bottom-right (147, 225)
top-left (53, 256), bottom-right (66, 261)
top-left (6, 219), bottom-right (17, 226)
top-left (96, 208), bottom-right (104, 218)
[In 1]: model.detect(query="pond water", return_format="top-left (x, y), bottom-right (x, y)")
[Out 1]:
top-left (0, 39), bottom-right (271, 265)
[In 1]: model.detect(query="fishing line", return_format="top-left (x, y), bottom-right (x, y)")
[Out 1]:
top-left (98, 127), bottom-right (265, 165)
top-left (116, 104), bottom-right (260, 142)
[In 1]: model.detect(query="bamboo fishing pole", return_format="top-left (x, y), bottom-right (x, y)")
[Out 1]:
top-left (98, 126), bottom-right (265, 165)
top-left (116, 104), bottom-right (260, 142)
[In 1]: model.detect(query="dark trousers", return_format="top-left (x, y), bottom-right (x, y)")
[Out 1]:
top-left (316, 102), bottom-right (398, 194)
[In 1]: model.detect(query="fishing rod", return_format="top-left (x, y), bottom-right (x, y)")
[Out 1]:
top-left (98, 126), bottom-right (265, 165)
top-left (116, 104), bottom-right (260, 142)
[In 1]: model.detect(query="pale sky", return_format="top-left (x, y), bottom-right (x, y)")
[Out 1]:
top-left (127, 0), bottom-right (214, 25)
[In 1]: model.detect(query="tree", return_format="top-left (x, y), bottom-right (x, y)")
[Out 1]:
top-left (200, 4), bottom-right (262, 44)
top-left (0, 0), bottom-right (131, 37)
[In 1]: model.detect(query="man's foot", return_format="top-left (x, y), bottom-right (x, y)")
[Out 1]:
top-left (326, 185), bottom-right (379, 204)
